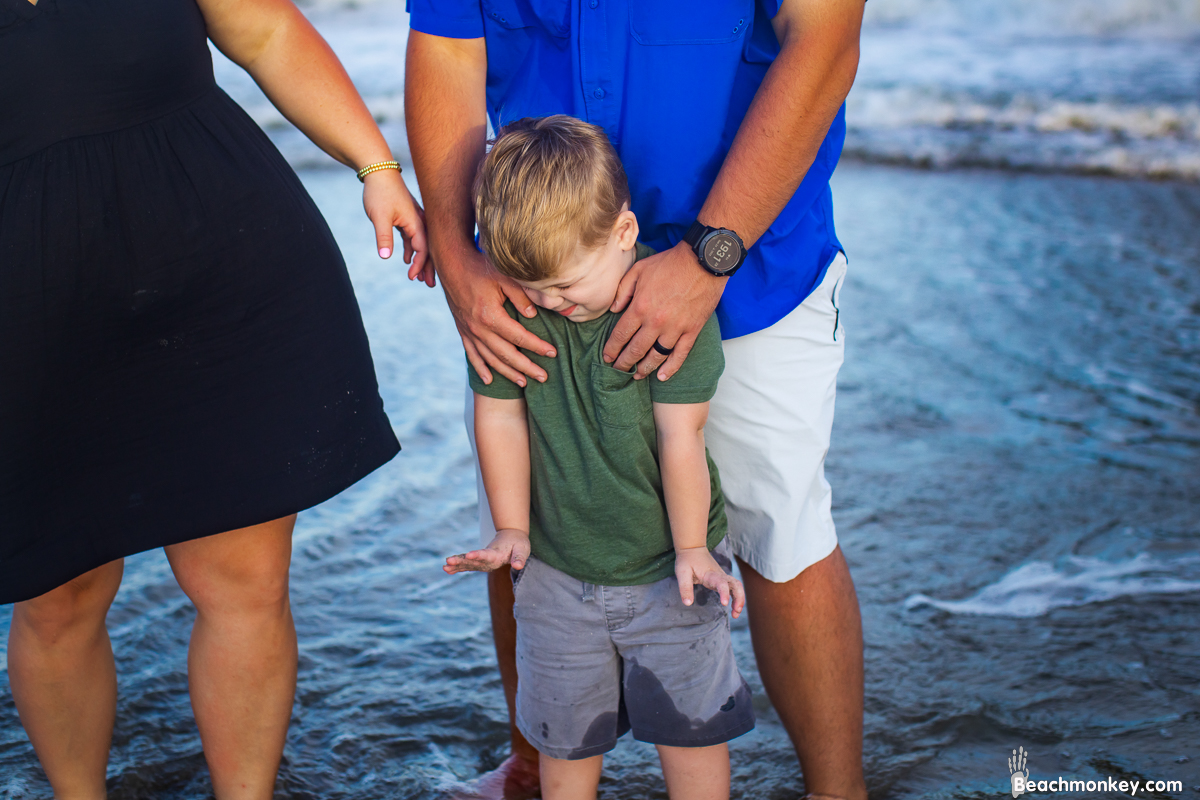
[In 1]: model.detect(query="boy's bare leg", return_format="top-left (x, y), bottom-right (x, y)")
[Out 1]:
top-left (165, 516), bottom-right (297, 800)
top-left (738, 546), bottom-right (866, 800)
top-left (540, 754), bottom-right (602, 800)
top-left (658, 743), bottom-right (730, 800)
top-left (9, 559), bottom-right (125, 800)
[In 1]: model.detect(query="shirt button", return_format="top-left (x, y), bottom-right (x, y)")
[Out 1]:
top-left (590, 0), bottom-right (597, 7)
top-left (594, 88), bottom-right (605, 99)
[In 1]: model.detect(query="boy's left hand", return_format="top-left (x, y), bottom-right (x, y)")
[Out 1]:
top-left (674, 546), bottom-right (745, 618)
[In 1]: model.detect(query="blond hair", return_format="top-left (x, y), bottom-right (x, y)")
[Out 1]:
top-left (474, 116), bottom-right (630, 282)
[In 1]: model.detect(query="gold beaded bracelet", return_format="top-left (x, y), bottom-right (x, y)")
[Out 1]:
top-left (356, 160), bottom-right (401, 182)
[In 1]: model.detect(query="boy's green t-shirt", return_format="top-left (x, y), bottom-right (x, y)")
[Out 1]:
top-left (469, 245), bottom-right (728, 586)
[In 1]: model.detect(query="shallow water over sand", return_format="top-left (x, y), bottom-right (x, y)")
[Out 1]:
top-left (2, 162), bottom-right (1197, 798)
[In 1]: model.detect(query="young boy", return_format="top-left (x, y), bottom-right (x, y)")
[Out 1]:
top-left (444, 116), bottom-right (754, 800)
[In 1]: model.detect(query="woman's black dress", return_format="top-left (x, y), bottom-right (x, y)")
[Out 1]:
top-left (0, 0), bottom-right (401, 603)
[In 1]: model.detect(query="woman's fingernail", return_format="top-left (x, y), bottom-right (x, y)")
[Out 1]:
top-left (545, 350), bottom-right (556, 357)
top-left (379, 247), bottom-right (391, 258)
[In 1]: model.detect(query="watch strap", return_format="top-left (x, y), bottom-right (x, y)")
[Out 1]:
top-left (683, 220), bottom-right (708, 249)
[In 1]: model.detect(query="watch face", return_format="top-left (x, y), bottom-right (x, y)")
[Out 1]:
top-left (703, 232), bottom-right (742, 274)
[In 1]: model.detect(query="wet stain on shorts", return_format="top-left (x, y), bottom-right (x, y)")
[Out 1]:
top-left (624, 660), bottom-right (754, 745)
top-left (564, 711), bottom-right (620, 760)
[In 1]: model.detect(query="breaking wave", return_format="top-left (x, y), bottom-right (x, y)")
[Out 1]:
top-left (850, 0), bottom-right (1200, 179)
top-left (905, 553), bottom-right (1200, 618)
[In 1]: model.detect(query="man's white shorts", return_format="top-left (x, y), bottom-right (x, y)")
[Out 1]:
top-left (706, 253), bottom-right (846, 583)
top-left (465, 252), bottom-right (847, 585)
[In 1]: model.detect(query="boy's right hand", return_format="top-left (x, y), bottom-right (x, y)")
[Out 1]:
top-left (444, 528), bottom-right (531, 574)
top-left (674, 546), bottom-right (746, 618)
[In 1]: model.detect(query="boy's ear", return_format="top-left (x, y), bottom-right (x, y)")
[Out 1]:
top-left (614, 209), bottom-right (639, 250)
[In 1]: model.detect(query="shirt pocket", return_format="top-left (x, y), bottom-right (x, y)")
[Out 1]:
top-left (590, 362), bottom-right (652, 430)
top-left (629, 0), bottom-right (752, 46)
top-left (482, 0), bottom-right (569, 37)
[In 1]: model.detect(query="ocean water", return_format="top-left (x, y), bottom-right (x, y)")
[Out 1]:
top-left (212, 0), bottom-right (1200, 180)
top-left (3, 2), bottom-right (1200, 798)
top-left (848, 0), bottom-right (1200, 179)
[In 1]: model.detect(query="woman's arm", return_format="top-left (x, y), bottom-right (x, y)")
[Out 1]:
top-left (654, 401), bottom-right (744, 615)
top-left (195, 0), bottom-right (427, 270)
top-left (199, 0), bottom-right (388, 169)
top-left (445, 393), bottom-right (531, 573)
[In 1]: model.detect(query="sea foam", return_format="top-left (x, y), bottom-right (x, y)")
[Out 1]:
top-left (905, 553), bottom-right (1200, 618)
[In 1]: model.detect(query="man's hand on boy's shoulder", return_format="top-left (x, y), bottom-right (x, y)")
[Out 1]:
top-left (444, 528), bottom-right (531, 574)
top-left (674, 546), bottom-right (745, 618)
top-left (604, 241), bottom-right (726, 383)
top-left (439, 246), bottom-right (557, 388)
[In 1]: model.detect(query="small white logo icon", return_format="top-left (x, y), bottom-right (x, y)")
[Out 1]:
top-left (1009, 747), bottom-right (1030, 797)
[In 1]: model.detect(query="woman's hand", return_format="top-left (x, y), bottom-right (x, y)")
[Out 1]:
top-left (674, 546), bottom-right (745, 618)
top-left (444, 528), bottom-right (531, 574)
top-left (362, 170), bottom-right (431, 283)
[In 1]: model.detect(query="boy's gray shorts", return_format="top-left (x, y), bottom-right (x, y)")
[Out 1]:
top-left (512, 539), bottom-right (755, 760)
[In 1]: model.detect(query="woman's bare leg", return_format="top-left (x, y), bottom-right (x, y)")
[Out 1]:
top-left (540, 754), bottom-right (602, 800)
top-left (165, 515), bottom-right (297, 800)
top-left (8, 559), bottom-right (125, 800)
top-left (657, 743), bottom-right (730, 800)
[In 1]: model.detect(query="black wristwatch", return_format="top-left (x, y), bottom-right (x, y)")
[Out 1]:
top-left (683, 221), bottom-right (747, 278)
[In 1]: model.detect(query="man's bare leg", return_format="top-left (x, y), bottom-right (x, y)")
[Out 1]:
top-left (165, 516), bottom-right (297, 800)
top-left (9, 560), bottom-right (125, 800)
top-left (454, 567), bottom-right (539, 800)
top-left (738, 546), bottom-right (866, 800)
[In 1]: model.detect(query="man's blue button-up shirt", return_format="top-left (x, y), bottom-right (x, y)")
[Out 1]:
top-left (409, 0), bottom-right (845, 339)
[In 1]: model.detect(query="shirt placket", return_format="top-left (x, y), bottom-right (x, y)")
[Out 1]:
top-left (578, 0), bottom-right (615, 136)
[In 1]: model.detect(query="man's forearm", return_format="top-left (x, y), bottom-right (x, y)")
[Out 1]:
top-left (405, 31), bottom-right (489, 263)
top-left (404, 31), bottom-right (553, 383)
top-left (697, 0), bottom-right (863, 248)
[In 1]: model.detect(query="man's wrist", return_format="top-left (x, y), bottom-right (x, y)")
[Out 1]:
top-left (673, 240), bottom-right (726, 282)
top-left (429, 233), bottom-right (484, 272)
top-left (671, 241), bottom-right (728, 317)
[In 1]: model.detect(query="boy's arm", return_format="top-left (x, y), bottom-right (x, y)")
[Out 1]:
top-left (653, 401), bottom-right (745, 616)
top-left (444, 393), bottom-right (531, 574)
